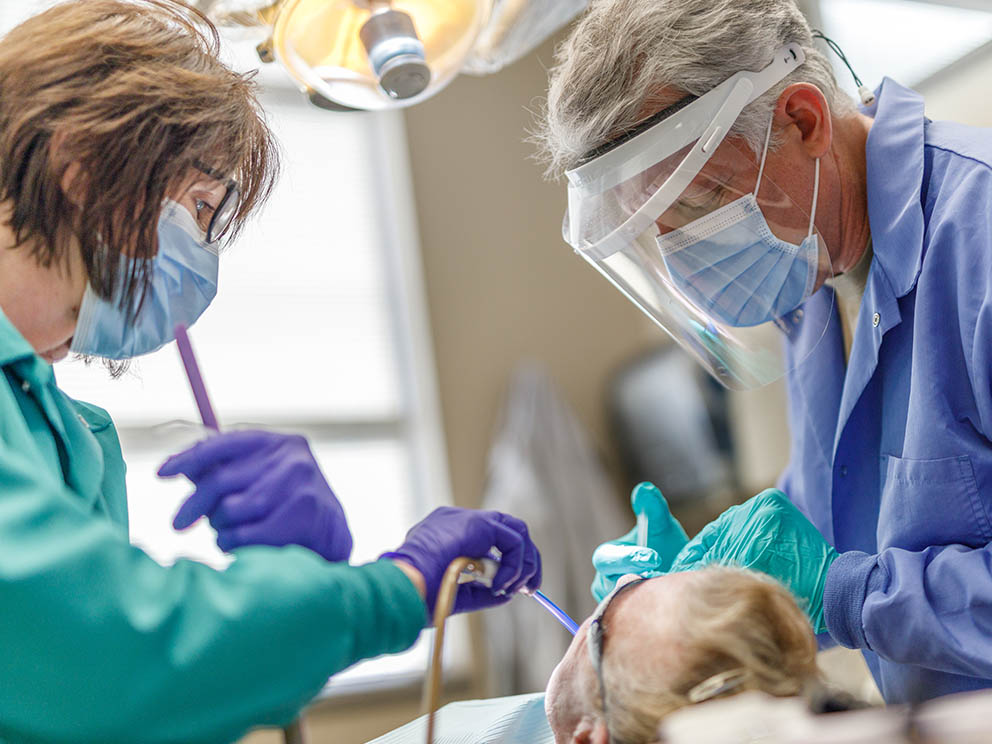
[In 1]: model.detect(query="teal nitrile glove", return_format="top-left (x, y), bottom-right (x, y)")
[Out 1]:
top-left (590, 482), bottom-right (689, 601)
top-left (669, 488), bottom-right (839, 634)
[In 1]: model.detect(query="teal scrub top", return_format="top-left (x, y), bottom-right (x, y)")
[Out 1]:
top-left (0, 309), bottom-right (426, 743)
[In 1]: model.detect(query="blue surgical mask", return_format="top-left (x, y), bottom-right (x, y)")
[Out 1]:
top-left (656, 133), bottom-right (821, 328)
top-left (70, 200), bottom-right (219, 360)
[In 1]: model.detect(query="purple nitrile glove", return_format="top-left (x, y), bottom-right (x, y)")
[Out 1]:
top-left (382, 506), bottom-right (541, 617)
top-left (158, 430), bottom-right (353, 563)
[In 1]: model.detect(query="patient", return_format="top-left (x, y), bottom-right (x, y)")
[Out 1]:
top-left (544, 566), bottom-right (819, 744)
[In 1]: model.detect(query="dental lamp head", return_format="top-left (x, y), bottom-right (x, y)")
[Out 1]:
top-left (359, 9), bottom-right (430, 100)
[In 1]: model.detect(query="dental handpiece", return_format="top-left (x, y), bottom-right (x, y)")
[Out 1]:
top-left (459, 558), bottom-right (579, 635)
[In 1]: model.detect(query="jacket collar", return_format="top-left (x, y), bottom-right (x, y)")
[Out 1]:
top-left (0, 306), bottom-right (39, 367)
top-left (863, 78), bottom-right (927, 299)
top-left (0, 307), bottom-right (56, 388)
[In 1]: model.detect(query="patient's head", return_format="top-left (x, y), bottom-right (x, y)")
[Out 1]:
top-left (544, 567), bottom-right (818, 744)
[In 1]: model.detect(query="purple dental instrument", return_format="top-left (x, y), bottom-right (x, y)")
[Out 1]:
top-left (173, 324), bottom-right (219, 432)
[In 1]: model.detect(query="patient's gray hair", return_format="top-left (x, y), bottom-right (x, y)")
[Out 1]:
top-left (535, 0), bottom-right (854, 177)
top-left (599, 567), bottom-right (819, 744)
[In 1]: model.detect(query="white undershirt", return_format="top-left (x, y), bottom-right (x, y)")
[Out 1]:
top-left (825, 240), bottom-right (873, 362)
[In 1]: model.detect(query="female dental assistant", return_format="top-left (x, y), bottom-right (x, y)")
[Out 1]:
top-left (0, 2), bottom-right (540, 743)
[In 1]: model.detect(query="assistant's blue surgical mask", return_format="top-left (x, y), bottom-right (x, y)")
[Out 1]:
top-left (70, 199), bottom-right (219, 360)
top-left (656, 123), bottom-right (821, 329)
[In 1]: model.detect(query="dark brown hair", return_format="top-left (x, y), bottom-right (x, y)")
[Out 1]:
top-left (0, 0), bottom-right (279, 311)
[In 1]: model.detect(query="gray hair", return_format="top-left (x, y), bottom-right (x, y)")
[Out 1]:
top-left (535, 0), bottom-right (854, 177)
top-left (597, 566), bottom-right (819, 744)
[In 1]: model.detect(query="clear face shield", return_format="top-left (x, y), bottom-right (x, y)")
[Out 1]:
top-left (563, 44), bottom-right (834, 390)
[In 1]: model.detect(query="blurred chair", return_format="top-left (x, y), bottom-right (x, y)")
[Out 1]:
top-left (482, 363), bottom-right (628, 695)
top-left (609, 347), bottom-right (738, 531)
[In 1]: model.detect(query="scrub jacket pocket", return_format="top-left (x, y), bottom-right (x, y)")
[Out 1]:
top-left (878, 454), bottom-right (990, 550)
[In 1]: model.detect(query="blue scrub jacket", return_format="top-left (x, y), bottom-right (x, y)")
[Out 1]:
top-left (780, 78), bottom-right (992, 703)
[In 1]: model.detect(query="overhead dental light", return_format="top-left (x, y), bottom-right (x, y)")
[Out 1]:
top-left (270, 0), bottom-right (485, 110)
top-left (196, 0), bottom-right (588, 111)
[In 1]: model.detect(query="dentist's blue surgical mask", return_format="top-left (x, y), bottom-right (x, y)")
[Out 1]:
top-left (656, 125), bottom-right (822, 329)
top-left (70, 199), bottom-right (219, 359)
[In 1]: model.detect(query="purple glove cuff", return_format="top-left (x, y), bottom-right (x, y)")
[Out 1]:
top-left (380, 550), bottom-right (439, 616)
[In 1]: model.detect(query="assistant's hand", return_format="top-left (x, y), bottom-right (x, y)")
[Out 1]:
top-left (590, 482), bottom-right (688, 601)
top-left (382, 507), bottom-right (541, 617)
top-left (158, 430), bottom-right (353, 563)
top-left (669, 488), bottom-right (838, 633)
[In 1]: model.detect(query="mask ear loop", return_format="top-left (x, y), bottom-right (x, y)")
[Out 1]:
top-left (807, 158), bottom-right (820, 241)
top-left (753, 114), bottom-right (821, 243)
top-left (753, 115), bottom-right (775, 199)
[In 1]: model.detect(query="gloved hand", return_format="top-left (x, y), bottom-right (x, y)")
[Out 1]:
top-left (382, 506), bottom-right (541, 617)
top-left (158, 430), bottom-right (353, 563)
top-left (669, 488), bottom-right (838, 633)
top-left (590, 482), bottom-right (688, 601)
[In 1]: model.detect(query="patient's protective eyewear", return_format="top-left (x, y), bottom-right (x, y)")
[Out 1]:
top-left (587, 576), bottom-right (648, 744)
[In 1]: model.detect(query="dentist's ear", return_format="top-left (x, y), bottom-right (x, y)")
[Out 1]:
top-left (571, 716), bottom-right (610, 744)
top-left (774, 82), bottom-right (833, 160)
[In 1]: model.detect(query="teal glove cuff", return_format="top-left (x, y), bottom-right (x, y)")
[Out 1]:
top-left (823, 550), bottom-right (886, 650)
top-left (808, 546), bottom-right (839, 635)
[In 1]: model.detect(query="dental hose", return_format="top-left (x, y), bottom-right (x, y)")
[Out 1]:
top-left (421, 558), bottom-right (579, 744)
top-left (423, 556), bottom-right (477, 744)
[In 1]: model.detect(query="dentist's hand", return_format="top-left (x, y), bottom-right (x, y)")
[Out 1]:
top-left (669, 489), bottom-right (838, 634)
top-left (382, 507), bottom-right (541, 617)
top-left (591, 482), bottom-right (688, 601)
top-left (158, 430), bottom-right (353, 563)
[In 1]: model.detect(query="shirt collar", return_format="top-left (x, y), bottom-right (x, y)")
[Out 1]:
top-left (0, 307), bottom-right (55, 386)
top-left (863, 77), bottom-right (928, 299)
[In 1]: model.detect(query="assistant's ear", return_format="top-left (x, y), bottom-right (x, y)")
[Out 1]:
top-left (571, 716), bottom-right (610, 744)
top-left (773, 83), bottom-right (833, 159)
top-left (60, 161), bottom-right (85, 206)
top-left (51, 130), bottom-right (86, 207)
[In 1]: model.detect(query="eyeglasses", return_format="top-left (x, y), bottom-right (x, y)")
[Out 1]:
top-left (587, 576), bottom-right (648, 744)
top-left (192, 160), bottom-right (242, 244)
top-left (586, 576), bottom-right (749, 743)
